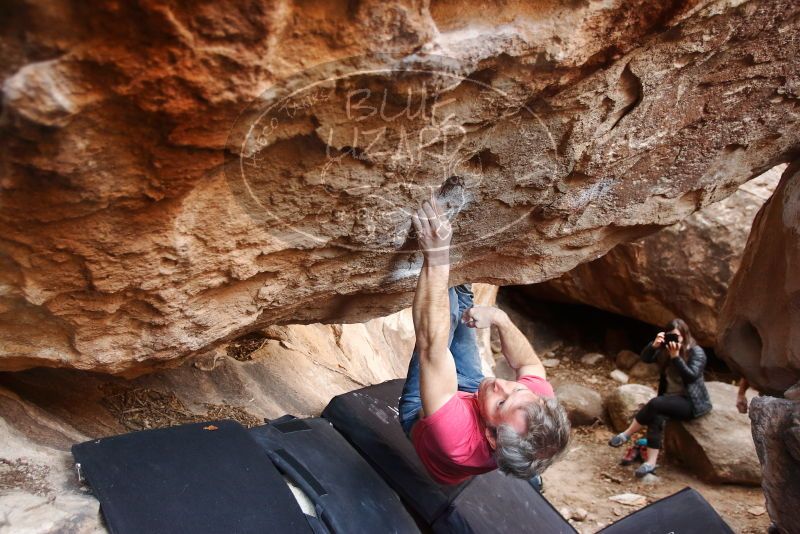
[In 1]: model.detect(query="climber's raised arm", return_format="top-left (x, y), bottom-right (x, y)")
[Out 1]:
top-left (462, 306), bottom-right (546, 380)
top-left (411, 193), bottom-right (457, 416)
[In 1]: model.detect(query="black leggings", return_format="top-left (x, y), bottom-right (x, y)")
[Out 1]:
top-left (634, 395), bottom-right (693, 449)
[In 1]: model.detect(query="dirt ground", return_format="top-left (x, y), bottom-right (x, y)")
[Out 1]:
top-left (536, 355), bottom-right (770, 533)
top-left (100, 383), bottom-right (263, 431)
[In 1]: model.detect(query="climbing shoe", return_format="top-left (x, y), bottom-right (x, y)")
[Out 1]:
top-left (635, 463), bottom-right (657, 478)
top-left (620, 445), bottom-right (642, 466)
top-left (608, 433), bottom-right (630, 447)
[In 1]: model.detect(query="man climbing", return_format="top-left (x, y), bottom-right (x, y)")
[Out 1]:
top-left (398, 193), bottom-right (570, 485)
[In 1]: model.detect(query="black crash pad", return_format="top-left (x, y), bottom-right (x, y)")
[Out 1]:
top-left (322, 379), bottom-right (464, 522)
top-left (72, 419), bottom-right (312, 534)
top-left (431, 469), bottom-right (576, 534)
top-left (249, 417), bottom-right (421, 534)
top-left (598, 487), bottom-right (734, 534)
top-left (322, 379), bottom-right (575, 533)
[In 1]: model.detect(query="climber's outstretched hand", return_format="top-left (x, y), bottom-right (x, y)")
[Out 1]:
top-left (412, 191), bottom-right (452, 266)
top-left (461, 306), bottom-right (504, 329)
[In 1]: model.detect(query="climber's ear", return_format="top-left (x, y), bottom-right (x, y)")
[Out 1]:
top-left (485, 425), bottom-right (497, 450)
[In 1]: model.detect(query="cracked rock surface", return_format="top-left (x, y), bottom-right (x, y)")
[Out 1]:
top-left (749, 396), bottom-right (800, 533)
top-left (718, 162), bottom-right (800, 396)
top-left (1, 0), bottom-right (799, 374)
top-left (524, 164), bottom-right (783, 346)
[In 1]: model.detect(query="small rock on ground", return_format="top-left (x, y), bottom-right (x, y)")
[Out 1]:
top-left (571, 507), bottom-right (588, 521)
top-left (543, 358), bottom-right (561, 368)
top-left (580, 352), bottom-right (605, 365)
top-left (615, 350), bottom-right (640, 370)
top-left (640, 473), bottom-right (660, 485)
top-left (608, 493), bottom-right (646, 506)
top-left (610, 370), bottom-right (629, 384)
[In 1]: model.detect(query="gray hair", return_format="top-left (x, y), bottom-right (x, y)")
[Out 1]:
top-left (494, 397), bottom-right (571, 479)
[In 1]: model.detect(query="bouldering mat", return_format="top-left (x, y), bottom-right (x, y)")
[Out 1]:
top-left (250, 416), bottom-right (421, 534)
top-left (72, 419), bottom-right (312, 534)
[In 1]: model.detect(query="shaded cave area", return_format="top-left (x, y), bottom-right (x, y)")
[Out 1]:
top-left (497, 286), bottom-right (735, 384)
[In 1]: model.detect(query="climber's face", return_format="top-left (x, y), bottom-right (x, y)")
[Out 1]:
top-left (476, 377), bottom-right (539, 440)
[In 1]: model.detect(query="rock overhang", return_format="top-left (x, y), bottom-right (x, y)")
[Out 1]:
top-left (1, 0), bottom-right (798, 374)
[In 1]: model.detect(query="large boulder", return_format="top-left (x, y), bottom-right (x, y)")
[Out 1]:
top-left (749, 396), bottom-right (800, 533)
top-left (717, 162), bottom-right (800, 396)
top-left (1, 0), bottom-right (799, 374)
top-left (605, 384), bottom-right (656, 432)
top-left (664, 382), bottom-right (760, 485)
top-left (525, 164), bottom-right (783, 345)
top-left (555, 383), bottom-right (604, 426)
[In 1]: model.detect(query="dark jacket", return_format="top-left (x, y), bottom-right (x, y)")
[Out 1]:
top-left (641, 342), bottom-right (712, 418)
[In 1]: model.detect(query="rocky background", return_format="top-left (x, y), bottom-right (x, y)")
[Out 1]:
top-left (718, 162), bottom-right (800, 397)
top-left (526, 164), bottom-right (784, 346)
top-left (2, 0), bottom-right (800, 532)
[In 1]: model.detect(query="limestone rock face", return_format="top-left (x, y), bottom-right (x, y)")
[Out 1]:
top-left (749, 396), bottom-right (800, 533)
top-left (526, 165), bottom-right (783, 346)
top-left (717, 163), bottom-right (800, 396)
top-left (0, 394), bottom-right (105, 533)
top-left (2, 0), bottom-right (799, 374)
top-left (665, 382), bottom-right (760, 485)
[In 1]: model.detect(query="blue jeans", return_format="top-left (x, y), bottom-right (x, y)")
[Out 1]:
top-left (398, 284), bottom-right (485, 437)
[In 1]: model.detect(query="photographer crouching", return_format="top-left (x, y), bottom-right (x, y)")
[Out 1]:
top-left (608, 318), bottom-right (712, 477)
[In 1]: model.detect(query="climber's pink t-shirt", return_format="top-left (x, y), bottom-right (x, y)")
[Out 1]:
top-left (411, 375), bottom-right (554, 485)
